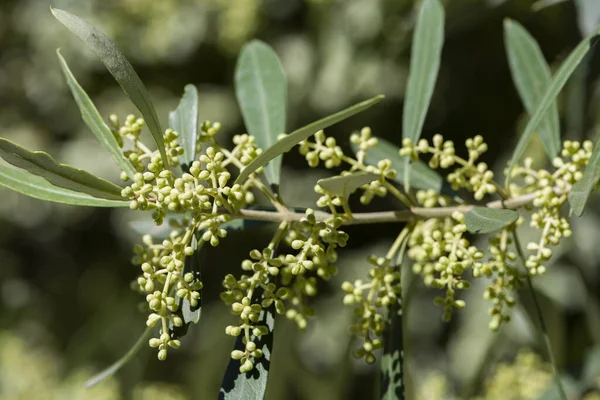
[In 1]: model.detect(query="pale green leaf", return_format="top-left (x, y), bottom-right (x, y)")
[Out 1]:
top-left (57, 49), bottom-right (136, 178)
top-left (169, 84), bottom-right (199, 168)
top-left (0, 138), bottom-right (123, 200)
top-left (85, 327), bottom-right (153, 388)
top-left (464, 207), bottom-right (519, 234)
top-left (235, 40), bottom-right (287, 187)
top-left (402, 0), bottom-right (444, 190)
top-left (317, 172), bottom-right (379, 200)
top-left (235, 95), bottom-right (384, 185)
top-left (51, 8), bottom-right (168, 166)
top-left (0, 165), bottom-right (128, 207)
top-left (569, 140), bottom-right (600, 216)
top-left (506, 25), bottom-right (600, 184)
top-left (354, 137), bottom-right (450, 194)
top-left (504, 19), bottom-right (560, 159)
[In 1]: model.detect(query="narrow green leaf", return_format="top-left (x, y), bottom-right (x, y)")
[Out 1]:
top-left (402, 0), bottom-right (445, 190)
top-left (84, 327), bottom-right (153, 388)
top-left (381, 300), bottom-right (404, 400)
top-left (354, 137), bottom-right (451, 194)
top-left (0, 165), bottom-right (128, 207)
top-left (317, 172), bottom-right (379, 200)
top-left (51, 8), bottom-right (168, 167)
top-left (170, 235), bottom-right (202, 339)
top-left (504, 19), bottom-right (560, 159)
top-left (0, 139), bottom-right (123, 200)
top-left (169, 84), bottom-right (199, 168)
top-left (57, 49), bottom-right (136, 178)
top-left (220, 299), bottom-right (274, 399)
top-left (235, 95), bottom-right (384, 185)
top-left (568, 140), bottom-right (600, 216)
top-left (506, 25), bottom-right (600, 184)
top-left (464, 207), bottom-right (519, 234)
top-left (235, 40), bottom-right (287, 188)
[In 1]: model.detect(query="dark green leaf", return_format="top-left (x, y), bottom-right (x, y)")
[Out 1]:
top-left (402, 0), bottom-right (444, 190)
top-left (235, 95), bottom-right (384, 185)
top-left (169, 84), bottom-right (199, 168)
top-left (380, 300), bottom-right (404, 400)
top-left (582, 346), bottom-right (600, 386)
top-left (506, 25), bottom-right (600, 184)
top-left (51, 8), bottom-right (168, 166)
top-left (0, 165), bottom-right (128, 207)
top-left (84, 327), bottom-right (153, 388)
top-left (219, 304), bottom-right (274, 400)
top-left (570, 139), bottom-right (600, 216)
top-left (317, 172), bottom-right (379, 200)
top-left (57, 49), bottom-right (137, 178)
top-left (170, 235), bottom-right (202, 339)
top-left (464, 207), bottom-right (519, 234)
top-left (504, 19), bottom-right (560, 159)
top-left (235, 40), bottom-right (287, 188)
top-left (0, 138), bottom-right (123, 200)
top-left (354, 137), bottom-right (451, 194)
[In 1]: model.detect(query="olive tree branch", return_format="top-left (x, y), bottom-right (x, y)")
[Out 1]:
top-left (231, 190), bottom-right (540, 225)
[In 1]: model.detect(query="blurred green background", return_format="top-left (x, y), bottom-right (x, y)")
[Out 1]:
top-left (1, 0), bottom-right (600, 398)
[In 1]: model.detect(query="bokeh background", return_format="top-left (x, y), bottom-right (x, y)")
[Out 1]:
top-left (1, 0), bottom-right (600, 399)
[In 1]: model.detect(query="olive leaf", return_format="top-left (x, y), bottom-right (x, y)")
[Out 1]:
top-left (317, 172), bottom-right (379, 200)
top-left (380, 298), bottom-right (404, 400)
top-left (219, 301), bottom-right (274, 400)
top-left (569, 139), bottom-right (600, 216)
top-left (464, 207), bottom-right (519, 234)
top-left (402, 0), bottom-right (445, 191)
top-left (0, 138), bottom-right (123, 200)
top-left (235, 95), bottom-right (384, 185)
top-left (169, 84), bottom-right (199, 169)
top-left (504, 19), bottom-right (560, 159)
top-left (169, 234), bottom-right (202, 339)
top-left (0, 165), bottom-right (129, 207)
top-left (235, 40), bottom-right (287, 188)
top-left (506, 24), bottom-right (600, 185)
top-left (57, 49), bottom-right (137, 178)
top-left (51, 8), bottom-right (168, 167)
top-left (84, 327), bottom-right (153, 388)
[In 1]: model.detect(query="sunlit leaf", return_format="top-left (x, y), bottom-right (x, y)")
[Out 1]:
top-left (84, 327), bottom-right (153, 388)
top-left (402, 0), bottom-right (444, 191)
top-left (169, 84), bottom-right (199, 169)
top-left (506, 25), bottom-right (600, 185)
top-left (0, 165), bottom-right (128, 207)
top-left (235, 95), bottom-right (384, 185)
top-left (504, 19), bottom-right (560, 159)
top-left (354, 137), bottom-right (451, 194)
top-left (51, 8), bottom-right (168, 166)
top-left (464, 207), bottom-right (519, 234)
top-left (569, 140), bottom-right (600, 216)
top-left (317, 172), bottom-right (379, 200)
top-left (57, 49), bottom-right (137, 178)
top-left (220, 298), bottom-right (274, 400)
top-left (0, 139), bottom-right (123, 200)
top-left (235, 40), bottom-right (287, 188)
